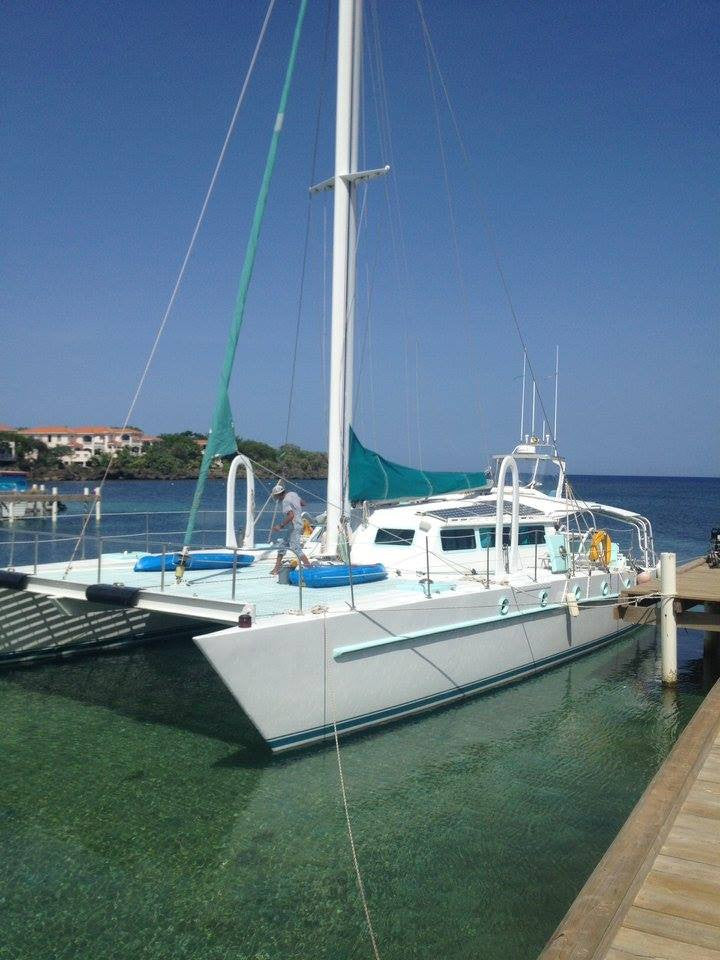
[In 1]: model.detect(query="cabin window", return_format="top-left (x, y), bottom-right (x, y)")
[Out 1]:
top-left (440, 528), bottom-right (477, 551)
top-left (476, 525), bottom-right (547, 549)
top-left (518, 525), bottom-right (546, 546)
top-left (374, 528), bottom-right (415, 546)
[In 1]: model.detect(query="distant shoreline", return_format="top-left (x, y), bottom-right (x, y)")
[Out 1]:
top-left (28, 470), bottom-right (329, 483)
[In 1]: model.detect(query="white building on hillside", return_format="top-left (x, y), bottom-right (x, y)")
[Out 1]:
top-left (16, 426), bottom-right (159, 465)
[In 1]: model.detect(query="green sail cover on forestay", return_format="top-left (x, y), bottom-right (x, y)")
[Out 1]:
top-left (348, 428), bottom-right (489, 503)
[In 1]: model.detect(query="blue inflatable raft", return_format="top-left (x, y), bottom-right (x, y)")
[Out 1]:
top-left (288, 563), bottom-right (387, 588)
top-left (133, 551), bottom-right (255, 573)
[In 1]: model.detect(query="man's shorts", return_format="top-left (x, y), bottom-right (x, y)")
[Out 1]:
top-left (276, 525), bottom-right (303, 557)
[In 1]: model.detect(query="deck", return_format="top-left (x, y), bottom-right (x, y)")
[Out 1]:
top-left (16, 551), bottom-right (435, 621)
top-left (538, 677), bottom-right (720, 959)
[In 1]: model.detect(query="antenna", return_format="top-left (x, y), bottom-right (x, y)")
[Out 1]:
top-left (520, 352), bottom-right (526, 440)
top-left (553, 345), bottom-right (559, 441)
top-left (531, 382), bottom-right (536, 440)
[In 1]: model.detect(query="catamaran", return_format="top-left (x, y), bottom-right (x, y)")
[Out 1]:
top-left (0, 0), bottom-right (656, 751)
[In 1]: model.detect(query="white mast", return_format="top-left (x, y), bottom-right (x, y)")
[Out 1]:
top-left (519, 352), bottom-right (526, 440)
top-left (326, 0), bottom-right (362, 555)
top-left (317, 0), bottom-right (387, 554)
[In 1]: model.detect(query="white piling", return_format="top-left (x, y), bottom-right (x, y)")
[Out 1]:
top-left (51, 487), bottom-right (58, 522)
top-left (660, 551), bottom-right (677, 685)
top-left (83, 486), bottom-right (89, 496)
top-left (94, 487), bottom-right (101, 521)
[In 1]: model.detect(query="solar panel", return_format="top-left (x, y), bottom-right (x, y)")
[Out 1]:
top-left (424, 501), bottom-right (546, 522)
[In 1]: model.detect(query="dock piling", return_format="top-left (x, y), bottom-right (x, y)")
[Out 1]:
top-left (94, 487), bottom-right (101, 521)
top-left (51, 487), bottom-right (58, 521)
top-left (660, 551), bottom-right (677, 685)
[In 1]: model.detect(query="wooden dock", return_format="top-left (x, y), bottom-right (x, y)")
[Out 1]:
top-left (0, 488), bottom-right (100, 521)
top-left (616, 557), bottom-right (720, 634)
top-left (539, 676), bottom-right (720, 960)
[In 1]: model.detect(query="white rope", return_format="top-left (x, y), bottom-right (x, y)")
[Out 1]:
top-left (62, 0), bottom-right (276, 578)
top-left (325, 616), bottom-right (382, 960)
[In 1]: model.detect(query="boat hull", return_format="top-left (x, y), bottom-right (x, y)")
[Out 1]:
top-left (194, 573), bottom-right (639, 752)
top-left (0, 587), bottom-right (214, 665)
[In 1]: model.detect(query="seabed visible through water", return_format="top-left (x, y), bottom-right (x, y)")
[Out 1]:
top-left (2, 474), bottom-right (718, 959)
top-left (0, 624), bottom-right (711, 960)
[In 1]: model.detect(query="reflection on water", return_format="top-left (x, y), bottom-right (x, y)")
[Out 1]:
top-left (0, 625), bottom-right (711, 960)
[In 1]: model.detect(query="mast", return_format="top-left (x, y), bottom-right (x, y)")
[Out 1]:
top-left (326, 0), bottom-right (362, 555)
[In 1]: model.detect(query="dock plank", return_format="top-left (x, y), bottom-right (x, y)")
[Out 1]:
top-left (623, 906), bottom-right (720, 951)
top-left (611, 926), bottom-right (720, 960)
top-left (661, 828), bottom-right (720, 868)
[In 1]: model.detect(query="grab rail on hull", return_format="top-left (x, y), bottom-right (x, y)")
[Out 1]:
top-left (226, 455), bottom-right (255, 550)
top-left (495, 456), bottom-right (520, 574)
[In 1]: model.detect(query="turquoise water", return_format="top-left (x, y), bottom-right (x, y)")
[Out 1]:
top-left (1, 475), bottom-right (719, 959)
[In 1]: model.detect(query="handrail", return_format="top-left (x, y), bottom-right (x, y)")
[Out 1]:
top-left (494, 456), bottom-right (520, 574)
top-left (225, 454), bottom-right (256, 550)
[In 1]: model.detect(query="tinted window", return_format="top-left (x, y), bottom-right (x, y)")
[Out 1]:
top-left (375, 528), bottom-right (415, 545)
top-left (440, 528), bottom-right (477, 551)
top-left (476, 525), bottom-right (546, 548)
top-left (518, 525), bottom-right (545, 545)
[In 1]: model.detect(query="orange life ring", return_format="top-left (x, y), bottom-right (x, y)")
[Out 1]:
top-left (588, 530), bottom-right (612, 565)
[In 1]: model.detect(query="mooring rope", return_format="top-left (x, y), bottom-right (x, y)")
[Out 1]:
top-left (325, 615), bottom-right (382, 960)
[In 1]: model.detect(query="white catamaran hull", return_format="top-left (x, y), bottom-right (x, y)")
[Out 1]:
top-left (194, 571), bottom-right (636, 752)
top-left (0, 587), bottom-right (212, 665)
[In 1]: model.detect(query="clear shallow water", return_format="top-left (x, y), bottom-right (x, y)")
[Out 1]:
top-left (1, 475), bottom-right (719, 960)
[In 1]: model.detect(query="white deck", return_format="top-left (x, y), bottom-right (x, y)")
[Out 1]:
top-left (18, 551), bottom-right (442, 620)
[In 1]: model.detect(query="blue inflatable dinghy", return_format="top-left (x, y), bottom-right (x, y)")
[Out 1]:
top-left (288, 563), bottom-right (387, 588)
top-left (133, 551), bottom-right (254, 573)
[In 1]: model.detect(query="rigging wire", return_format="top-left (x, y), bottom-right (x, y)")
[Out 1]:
top-left (320, 200), bottom-right (329, 418)
top-left (419, 10), bottom-right (483, 410)
top-left (284, 0), bottom-right (333, 444)
top-left (366, 0), bottom-right (416, 464)
top-left (62, 0), bottom-right (278, 577)
top-left (415, 338), bottom-right (423, 469)
top-left (414, 0), bottom-right (556, 449)
top-left (414, 0), bottom-right (596, 521)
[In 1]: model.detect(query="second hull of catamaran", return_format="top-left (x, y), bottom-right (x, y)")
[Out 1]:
top-left (0, 585), bottom-right (218, 665)
top-left (194, 568), bottom-right (636, 752)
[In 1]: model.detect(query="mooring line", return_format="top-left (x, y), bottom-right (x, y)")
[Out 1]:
top-left (325, 616), bottom-right (382, 960)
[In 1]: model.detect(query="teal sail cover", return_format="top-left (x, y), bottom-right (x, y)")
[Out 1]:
top-left (349, 428), bottom-right (488, 503)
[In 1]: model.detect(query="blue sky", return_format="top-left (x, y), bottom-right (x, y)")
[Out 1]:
top-left (3, 0), bottom-right (718, 476)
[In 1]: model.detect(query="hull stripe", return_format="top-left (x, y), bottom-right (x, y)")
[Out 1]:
top-left (268, 619), bottom-right (639, 750)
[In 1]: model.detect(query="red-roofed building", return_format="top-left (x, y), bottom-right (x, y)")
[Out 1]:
top-left (14, 426), bottom-right (158, 465)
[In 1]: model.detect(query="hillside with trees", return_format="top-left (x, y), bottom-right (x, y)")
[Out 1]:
top-left (0, 431), bottom-right (328, 481)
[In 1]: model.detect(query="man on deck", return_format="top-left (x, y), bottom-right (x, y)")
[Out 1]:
top-left (269, 481), bottom-right (312, 576)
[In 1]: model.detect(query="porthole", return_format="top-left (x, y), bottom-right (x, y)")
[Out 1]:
top-left (573, 585), bottom-right (582, 601)
top-left (601, 581), bottom-right (610, 597)
top-left (623, 577), bottom-right (631, 589)
top-left (538, 590), bottom-right (549, 607)
top-left (499, 597), bottom-right (510, 616)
